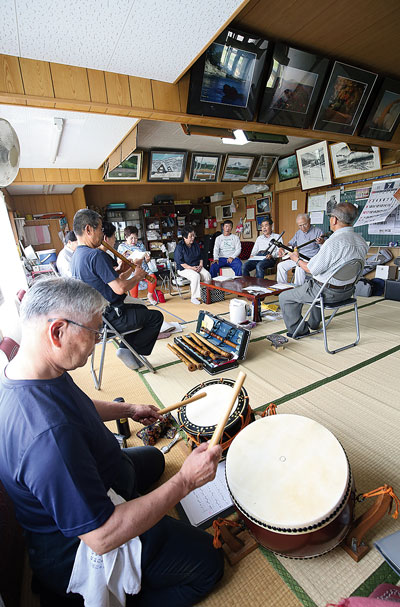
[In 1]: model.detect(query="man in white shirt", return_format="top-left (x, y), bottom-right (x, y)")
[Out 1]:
top-left (210, 220), bottom-right (242, 278)
top-left (243, 218), bottom-right (281, 278)
top-left (276, 214), bottom-right (324, 286)
top-left (279, 202), bottom-right (368, 337)
top-left (56, 231), bottom-right (78, 277)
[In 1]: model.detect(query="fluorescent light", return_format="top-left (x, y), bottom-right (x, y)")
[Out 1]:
top-left (222, 129), bottom-right (248, 145)
top-left (49, 117), bottom-right (64, 163)
top-left (42, 184), bottom-right (55, 195)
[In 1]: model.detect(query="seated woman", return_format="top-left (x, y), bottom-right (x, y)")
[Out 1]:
top-left (118, 226), bottom-right (158, 306)
top-left (174, 224), bottom-right (211, 305)
top-left (99, 221), bottom-right (118, 262)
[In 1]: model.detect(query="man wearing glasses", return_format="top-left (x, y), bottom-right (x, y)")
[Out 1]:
top-left (71, 209), bottom-right (163, 370)
top-left (276, 213), bottom-right (324, 285)
top-left (279, 203), bottom-right (368, 337)
top-left (0, 278), bottom-right (223, 605)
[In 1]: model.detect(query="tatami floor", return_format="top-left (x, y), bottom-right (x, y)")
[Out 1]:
top-left (66, 287), bottom-right (400, 607)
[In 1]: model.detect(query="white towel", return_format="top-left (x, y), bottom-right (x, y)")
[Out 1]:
top-left (67, 490), bottom-right (142, 607)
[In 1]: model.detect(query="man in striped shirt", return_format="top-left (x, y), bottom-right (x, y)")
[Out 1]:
top-left (279, 202), bottom-right (368, 337)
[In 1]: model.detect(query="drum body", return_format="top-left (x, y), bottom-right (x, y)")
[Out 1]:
top-left (225, 414), bottom-right (355, 558)
top-left (178, 378), bottom-right (252, 454)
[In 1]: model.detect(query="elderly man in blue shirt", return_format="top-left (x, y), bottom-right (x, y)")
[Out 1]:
top-left (277, 213), bottom-right (324, 285)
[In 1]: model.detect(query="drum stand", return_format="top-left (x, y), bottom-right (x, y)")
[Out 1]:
top-left (342, 490), bottom-right (393, 562)
top-left (217, 515), bottom-right (258, 565)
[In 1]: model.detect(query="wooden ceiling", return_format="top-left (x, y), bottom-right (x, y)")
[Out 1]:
top-left (234, 0), bottom-right (400, 80)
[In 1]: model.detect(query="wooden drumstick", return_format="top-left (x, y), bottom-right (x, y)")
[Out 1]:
top-left (101, 240), bottom-right (156, 283)
top-left (173, 343), bottom-right (203, 370)
top-left (208, 371), bottom-right (246, 448)
top-left (167, 344), bottom-right (196, 371)
top-left (193, 333), bottom-right (231, 358)
top-left (161, 391), bottom-right (207, 414)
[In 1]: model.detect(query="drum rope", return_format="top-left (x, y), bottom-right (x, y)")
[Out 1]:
top-left (212, 518), bottom-right (242, 549)
top-left (260, 403), bottom-right (277, 417)
top-left (357, 485), bottom-right (400, 519)
top-left (186, 406), bottom-right (253, 451)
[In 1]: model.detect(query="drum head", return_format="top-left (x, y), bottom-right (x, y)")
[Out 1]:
top-left (226, 414), bottom-right (350, 532)
top-left (178, 379), bottom-right (247, 436)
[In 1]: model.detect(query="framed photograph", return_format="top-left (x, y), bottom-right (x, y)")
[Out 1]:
top-left (329, 143), bottom-right (381, 179)
top-left (187, 27), bottom-right (270, 121)
top-left (252, 155), bottom-right (279, 181)
top-left (296, 141), bottom-right (332, 190)
top-left (189, 153), bottom-right (222, 181)
top-left (242, 221), bottom-right (253, 239)
top-left (221, 155), bottom-right (254, 182)
top-left (258, 43), bottom-right (330, 129)
top-left (360, 77), bottom-right (400, 141)
top-left (313, 61), bottom-right (378, 135)
top-left (256, 193), bottom-right (272, 214)
top-left (221, 204), bottom-right (232, 219)
top-left (256, 214), bottom-right (271, 230)
top-left (148, 150), bottom-right (188, 182)
top-left (105, 151), bottom-right (142, 181)
top-left (277, 154), bottom-right (299, 182)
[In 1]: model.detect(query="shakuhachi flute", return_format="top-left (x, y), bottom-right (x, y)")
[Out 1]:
top-left (173, 343), bottom-right (202, 370)
top-left (201, 328), bottom-right (236, 349)
top-left (193, 333), bottom-right (232, 358)
top-left (101, 240), bottom-right (156, 283)
top-left (180, 335), bottom-right (216, 360)
top-left (208, 371), bottom-right (247, 448)
top-left (160, 391), bottom-right (207, 414)
top-left (167, 344), bottom-right (196, 371)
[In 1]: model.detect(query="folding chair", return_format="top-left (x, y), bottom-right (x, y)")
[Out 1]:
top-left (90, 314), bottom-right (155, 390)
top-left (168, 259), bottom-right (190, 298)
top-left (291, 259), bottom-right (364, 354)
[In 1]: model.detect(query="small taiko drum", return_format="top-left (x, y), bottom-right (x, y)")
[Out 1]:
top-left (225, 414), bottom-right (355, 558)
top-left (178, 378), bottom-right (253, 455)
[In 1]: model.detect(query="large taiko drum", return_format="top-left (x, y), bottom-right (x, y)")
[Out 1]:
top-left (178, 378), bottom-right (253, 455)
top-left (225, 414), bottom-right (355, 558)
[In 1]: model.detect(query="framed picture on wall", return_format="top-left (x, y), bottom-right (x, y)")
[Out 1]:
top-left (105, 151), bottom-right (143, 181)
top-left (148, 149), bottom-right (188, 182)
top-left (258, 42), bottom-right (330, 129)
top-left (221, 204), bottom-right (232, 219)
top-left (277, 154), bottom-right (299, 182)
top-left (360, 77), bottom-right (400, 141)
top-left (189, 153), bottom-right (222, 181)
top-left (242, 221), bottom-right (253, 239)
top-left (329, 143), bottom-right (381, 179)
top-left (187, 27), bottom-right (270, 121)
top-left (296, 140), bottom-right (332, 190)
top-left (256, 193), bottom-right (272, 214)
top-left (252, 155), bottom-right (279, 181)
top-left (256, 214), bottom-right (271, 230)
top-left (313, 61), bottom-right (378, 135)
top-left (221, 154), bottom-right (255, 181)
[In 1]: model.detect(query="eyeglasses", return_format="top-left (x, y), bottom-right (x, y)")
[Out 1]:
top-left (297, 222), bottom-right (310, 228)
top-left (47, 318), bottom-right (105, 342)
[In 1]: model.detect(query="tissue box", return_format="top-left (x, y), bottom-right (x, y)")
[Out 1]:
top-left (375, 265), bottom-right (397, 279)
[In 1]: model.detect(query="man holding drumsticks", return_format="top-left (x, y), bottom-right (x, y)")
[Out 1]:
top-left (0, 277), bottom-right (224, 606)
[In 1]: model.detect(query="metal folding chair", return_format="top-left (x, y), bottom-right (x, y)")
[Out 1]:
top-left (292, 259), bottom-right (364, 354)
top-left (90, 314), bottom-right (155, 390)
top-left (168, 260), bottom-right (190, 298)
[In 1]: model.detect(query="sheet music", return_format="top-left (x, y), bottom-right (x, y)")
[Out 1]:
top-left (179, 461), bottom-right (233, 526)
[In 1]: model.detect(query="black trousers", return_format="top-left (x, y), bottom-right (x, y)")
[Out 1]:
top-left (105, 303), bottom-right (163, 356)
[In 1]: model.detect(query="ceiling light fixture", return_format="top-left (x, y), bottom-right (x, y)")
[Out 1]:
top-left (222, 129), bottom-right (248, 145)
top-left (49, 117), bottom-right (64, 163)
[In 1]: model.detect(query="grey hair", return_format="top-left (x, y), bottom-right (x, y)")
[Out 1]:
top-left (73, 209), bottom-right (102, 236)
top-left (296, 213), bottom-right (309, 221)
top-left (20, 277), bottom-right (106, 323)
top-left (331, 202), bottom-right (357, 225)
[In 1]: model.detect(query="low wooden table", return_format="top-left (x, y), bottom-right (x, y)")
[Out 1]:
top-left (200, 277), bottom-right (291, 322)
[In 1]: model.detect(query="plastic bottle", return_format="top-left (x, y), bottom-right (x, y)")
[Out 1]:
top-left (113, 397), bottom-right (131, 438)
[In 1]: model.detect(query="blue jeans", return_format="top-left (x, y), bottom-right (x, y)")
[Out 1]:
top-left (210, 257), bottom-right (242, 277)
top-left (26, 447), bottom-right (224, 606)
top-left (243, 258), bottom-right (275, 278)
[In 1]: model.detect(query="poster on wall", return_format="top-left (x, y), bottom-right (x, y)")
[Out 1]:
top-left (354, 179), bottom-right (400, 227)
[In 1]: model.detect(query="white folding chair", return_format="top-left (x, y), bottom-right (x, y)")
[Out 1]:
top-left (292, 259), bottom-right (364, 354)
top-left (90, 314), bottom-right (155, 390)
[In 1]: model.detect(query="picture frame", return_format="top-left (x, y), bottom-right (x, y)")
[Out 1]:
top-left (221, 204), bottom-right (232, 219)
top-left (329, 143), bottom-right (381, 179)
top-left (313, 61), bottom-right (378, 135)
top-left (189, 153), bottom-right (222, 181)
top-left (187, 27), bottom-right (270, 121)
top-left (105, 151), bottom-right (142, 181)
top-left (148, 149), bottom-right (188, 182)
top-left (277, 154), bottom-right (299, 182)
top-left (256, 214), bottom-right (271, 230)
top-left (258, 42), bottom-right (330, 129)
top-left (296, 140), bottom-right (332, 190)
top-left (242, 221), bottom-right (253, 239)
top-left (360, 77), bottom-right (400, 141)
top-left (252, 155), bottom-right (279, 181)
top-left (221, 154), bottom-right (254, 182)
top-left (256, 193), bottom-right (272, 214)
